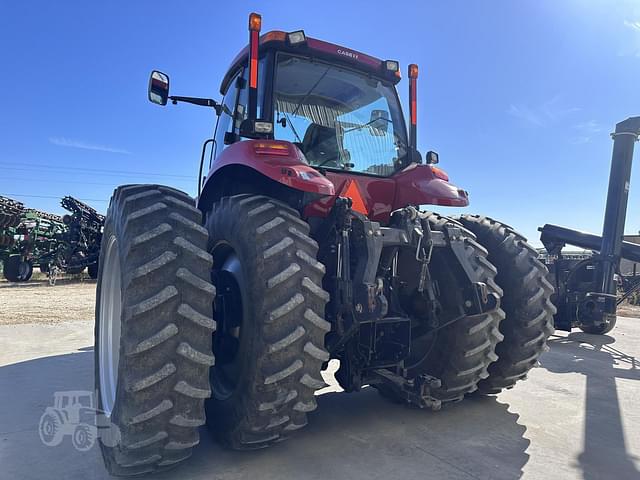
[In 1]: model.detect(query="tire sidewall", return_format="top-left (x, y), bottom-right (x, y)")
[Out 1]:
top-left (94, 217), bottom-right (122, 453)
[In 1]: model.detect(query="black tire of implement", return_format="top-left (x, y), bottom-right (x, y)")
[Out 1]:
top-left (94, 185), bottom-right (215, 476)
top-left (3, 254), bottom-right (32, 282)
top-left (458, 215), bottom-right (556, 394)
top-left (579, 317), bottom-right (617, 335)
top-left (24, 260), bottom-right (33, 281)
top-left (378, 212), bottom-right (505, 405)
top-left (204, 195), bottom-right (330, 449)
top-left (87, 261), bottom-right (99, 279)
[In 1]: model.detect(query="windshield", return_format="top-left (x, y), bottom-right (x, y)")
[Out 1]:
top-left (273, 53), bottom-right (408, 176)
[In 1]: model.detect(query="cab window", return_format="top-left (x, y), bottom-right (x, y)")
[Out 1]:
top-left (213, 57), bottom-right (268, 160)
top-left (273, 53), bottom-right (407, 176)
top-left (213, 71), bottom-right (240, 160)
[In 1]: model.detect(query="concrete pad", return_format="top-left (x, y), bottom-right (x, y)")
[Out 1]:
top-left (0, 318), bottom-right (639, 479)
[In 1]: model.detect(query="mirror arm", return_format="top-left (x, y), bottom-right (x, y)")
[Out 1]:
top-left (169, 95), bottom-right (222, 114)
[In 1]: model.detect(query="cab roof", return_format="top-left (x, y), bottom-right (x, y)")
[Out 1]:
top-left (220, 30), bottom-right (401, 95)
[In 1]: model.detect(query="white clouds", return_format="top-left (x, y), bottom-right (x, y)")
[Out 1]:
top-left (570, 120), bottom-right (603, 144)
top-left (574, 120), bottom-right (602, 134)
top-left (49, 137), bottom-right (131, 155)
top-left (622, 19), bottom-right (640, 57)
top-left (508, 96), bottom-right (580, 127)
top-left (508, 104), bottom-right (545, 127)
top-left (624, 20), bottom-right (640, 32)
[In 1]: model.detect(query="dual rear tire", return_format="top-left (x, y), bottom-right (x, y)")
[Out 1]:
top-left (205, 195), bottom-right (330, 449)
top-left (380, 213), bottom-right (555, 405)
top-left (380, 213), bottom-right (505, 405)
top-left (457, 215), bottom-right (556, 394)
top-left (95, 185), bottom-right (215, 476)
top-left (95, 189), bottom-right (328, 475)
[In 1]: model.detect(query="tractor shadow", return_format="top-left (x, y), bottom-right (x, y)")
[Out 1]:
top-left (539, 332), bottom-right (640, 480)
top-left (176, 390), bottom-right (530, 480)
top-left (0, 348), bottom-right (531, 480)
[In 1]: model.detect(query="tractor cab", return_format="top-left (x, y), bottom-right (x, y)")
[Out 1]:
top-left (148, 14), bottom-right (469, 223)
top-left (215, 30), bottom-right (409, 177)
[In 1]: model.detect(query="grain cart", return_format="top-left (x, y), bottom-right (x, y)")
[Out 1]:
top-left (539, 116), bottom-right (640, 335)
top-left (95, 13), bottom-right (555, 475)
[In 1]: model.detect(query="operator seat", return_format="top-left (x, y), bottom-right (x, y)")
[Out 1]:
top-left (301, 124), bottom-right (341, 167)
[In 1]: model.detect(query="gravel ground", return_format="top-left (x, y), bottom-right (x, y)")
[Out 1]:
top-left (1, 277), bottom-right (638, 325)
top-left (0, 280), bottom-right (96, 325)
top-left (619, 302), bottom-right (640, 318)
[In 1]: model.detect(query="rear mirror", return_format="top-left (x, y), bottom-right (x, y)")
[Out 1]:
top-left (148, 70), bottom-right (170, 106)
top-left (369, 109), bottom-right (389, 136)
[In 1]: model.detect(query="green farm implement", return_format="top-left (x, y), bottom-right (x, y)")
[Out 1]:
top-left (0, 195), bottom-right (104, 283)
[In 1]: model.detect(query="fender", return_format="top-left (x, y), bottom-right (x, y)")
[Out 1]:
top-left (197, 140), bottom-right (335, 211)
top-left (392, 163), bottom-right (469, 209)
top-left (304, 163), bottom-right (469, 224)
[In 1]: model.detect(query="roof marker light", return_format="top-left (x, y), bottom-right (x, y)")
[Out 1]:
top-left (287, 30), bottom-right (306, 45)
top-left (249, 12), bottom-right (262, 32)
top-left (385, 60), bottom-right (399, 72)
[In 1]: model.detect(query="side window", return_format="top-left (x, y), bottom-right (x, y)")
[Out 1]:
top-left (213, 58), bottom-right (268, 159)
top-left (213, 72), bottom-right (240, 159)
top-left (236, 57), bottom-right (268, 132)
top-left (235, 70), bottom-right (248, 132)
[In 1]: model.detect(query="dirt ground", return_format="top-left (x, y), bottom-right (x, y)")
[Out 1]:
top-left (618, 302), bottom-right (640, 318)
top-left (0, 280), bottom-right (96, 325)
top-left (1, 278), bottom-right (639, 325)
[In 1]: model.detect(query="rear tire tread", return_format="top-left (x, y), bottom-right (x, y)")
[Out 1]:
top-left (95, 185), bottom-right (215, 476)
top-left (205, 195), bottom-right (329, 450)
top-left (458, 215), bottom-right (556, 394)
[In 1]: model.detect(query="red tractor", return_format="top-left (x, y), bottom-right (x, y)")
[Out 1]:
top-left (95, 13), bottom-right (555, 475)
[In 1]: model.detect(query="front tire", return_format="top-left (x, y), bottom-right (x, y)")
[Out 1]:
top-left (95, 185), bottom-right (215, 476)
top-left (205, 195), bottom-right (330, 449)
top-left (458, 215), bottom-right (556, 394)
top-left (72, 424), bottom-right (96, 452)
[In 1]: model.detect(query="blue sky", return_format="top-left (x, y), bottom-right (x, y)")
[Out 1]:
top-left (1, 0), bottom-right (639, 245)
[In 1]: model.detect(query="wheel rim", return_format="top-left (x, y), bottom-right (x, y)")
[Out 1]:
top-left (98, 235), bottom-right (121, 417)
top-left (211, 244), bottom-right (245, 400)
